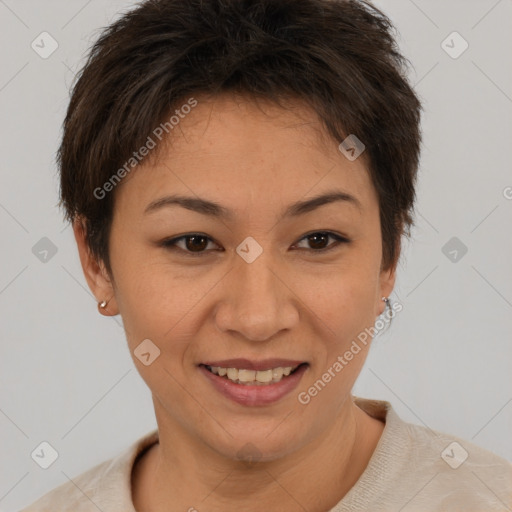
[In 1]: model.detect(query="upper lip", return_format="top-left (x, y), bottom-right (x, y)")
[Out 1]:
top-left (201, 359), bottom-right (307, 371)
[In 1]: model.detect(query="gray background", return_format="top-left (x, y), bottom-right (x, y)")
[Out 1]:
top-left (1, 0), bottom-right (511, 509)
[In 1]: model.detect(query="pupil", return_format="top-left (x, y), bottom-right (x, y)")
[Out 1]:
top-left (309, 233), bottom-right (327, 249)
top-left (186, 235), bottom-right (207, 252)
top-left (184, 234), bottom-right (328, 252)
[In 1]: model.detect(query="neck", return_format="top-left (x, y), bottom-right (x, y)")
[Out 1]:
top-left (132, 397), bottom-right (384, 512)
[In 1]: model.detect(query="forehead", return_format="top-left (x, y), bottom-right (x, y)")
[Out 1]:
top-left (114, 94), bottom-right (377, 220)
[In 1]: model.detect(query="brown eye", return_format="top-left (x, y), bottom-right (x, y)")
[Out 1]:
top-left (184, 235), bottom-right (209, 252)
top-left (161, 231), bottom-right (350, 257)
top-left (161, 234), bottom-right (219, 255)
top-left (294, 231), bottom-right (350, 252)
top-left (307, 233), bottom-right (329, 250)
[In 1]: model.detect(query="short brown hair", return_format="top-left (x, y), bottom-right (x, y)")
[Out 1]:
top-left (58, 0), bottom-right (422, 277)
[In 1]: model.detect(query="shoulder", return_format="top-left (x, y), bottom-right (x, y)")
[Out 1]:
top-left (19, 429), bottom-right (159, 512)
top-left (386, 411), bottom-right (512, 509)
top-left (346, 398), bottom-right (512, 511)
top-left (19, 458), bottom-right (118, 512)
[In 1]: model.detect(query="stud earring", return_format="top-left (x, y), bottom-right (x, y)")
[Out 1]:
top-left (381, 296), bottom-right (391, 315)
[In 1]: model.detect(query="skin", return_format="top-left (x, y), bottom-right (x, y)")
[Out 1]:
top-left (74, 94), bottom-right (396, 512)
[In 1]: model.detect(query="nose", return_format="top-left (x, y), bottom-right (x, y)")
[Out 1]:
top-left (214, 253), bottom-right (299, 342)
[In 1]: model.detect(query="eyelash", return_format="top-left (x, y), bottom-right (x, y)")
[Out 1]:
top-left (160, 231), bottom-right (350, 257)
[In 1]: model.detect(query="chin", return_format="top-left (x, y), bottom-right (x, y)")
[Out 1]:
top-left (206, 424), bottom-right (308, 464)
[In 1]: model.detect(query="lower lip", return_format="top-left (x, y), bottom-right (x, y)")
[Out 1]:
top-left (199, 364), bottom-right (308, 406)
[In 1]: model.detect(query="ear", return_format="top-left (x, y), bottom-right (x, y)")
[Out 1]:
top-left (378, 266), bottom-right (396, 312)
top-left (72, 217), bottom-right (118, 316)
top-left (376, 254), bottom-right (397, 317)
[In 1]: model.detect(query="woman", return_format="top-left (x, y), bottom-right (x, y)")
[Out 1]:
top-left (21, 0), bottom-right (512, 510)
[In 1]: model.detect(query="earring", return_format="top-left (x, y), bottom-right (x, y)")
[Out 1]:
top-left (381, 296), bottom-right (390, 315)
top-left (99, 300), bottom-right (108, 308)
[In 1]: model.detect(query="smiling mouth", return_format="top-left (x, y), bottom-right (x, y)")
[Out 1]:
top-left (202, 363), bottom-right (308, 385)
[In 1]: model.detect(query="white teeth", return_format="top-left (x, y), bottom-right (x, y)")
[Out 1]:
top-left (272, 367), bottom-right (284, 380)
top-left (206, 365), bottom-right (301, 385)
top-left (238, 369), bottom-right (256, 382)
top-left (227, 368), bottom-right (238, 380)
top-left (256, 369), bottom-right (273, 383)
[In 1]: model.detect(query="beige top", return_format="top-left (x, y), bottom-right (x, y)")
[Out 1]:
top-left (20, 397), bottom-right (512, 511)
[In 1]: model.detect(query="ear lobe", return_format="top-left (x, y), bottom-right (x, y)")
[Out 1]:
top-left (378, 237), bottom-right (401, 306)
top-left (378, 265), bottom-right (396, 315)
top-left (72, 217), bottom-right (117, 314)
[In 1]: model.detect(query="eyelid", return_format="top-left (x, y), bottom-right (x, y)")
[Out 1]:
top-left (160, 231), bottom-right (350, 256)
top-left (293, 231), bottom-right (350, 250)
top-left (160, 233), bottom-right (221, 256)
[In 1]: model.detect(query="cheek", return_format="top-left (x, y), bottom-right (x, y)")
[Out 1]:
top-left (115, 262), bottom-right (214, 359)
top-left (302, 268), bottom-right (377, 341)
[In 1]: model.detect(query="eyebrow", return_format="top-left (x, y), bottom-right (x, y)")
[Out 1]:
top-left (144, 190), bottom-right (362, 220)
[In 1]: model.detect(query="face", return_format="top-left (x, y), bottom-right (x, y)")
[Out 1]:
top-left (76, 94), bottom-right (395, 462)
